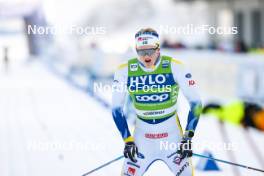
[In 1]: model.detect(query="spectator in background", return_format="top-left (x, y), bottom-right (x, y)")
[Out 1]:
top-left (202, 100), bottom-right (264, 131)
top-left (235, 40), bottom-right (248, 53)
top-left (161, 39), bottom-right (170, 48)
top-left (3, 47), bottom-right (9, 73)
top-left (161, 39), bottom-right (186, 49)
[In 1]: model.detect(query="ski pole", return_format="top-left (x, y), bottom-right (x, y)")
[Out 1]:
top-left (82, 153), bottom-right (264, 176)
top-left (193, 153), bottom-right (264, 173)
top-left (218, 121), bottom-right (240, 176)
top-left (82, 155), bottom-right (124, 176)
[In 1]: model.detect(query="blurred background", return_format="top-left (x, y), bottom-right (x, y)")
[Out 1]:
top-left (0, 0), bottom-right (264, 175)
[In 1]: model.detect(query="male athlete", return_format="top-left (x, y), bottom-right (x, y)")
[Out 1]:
top-left (112, 28), bottom-right (202, 176)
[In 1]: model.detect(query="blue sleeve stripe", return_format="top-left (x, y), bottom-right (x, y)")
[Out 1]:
top-left (186, 112), bottom-right (199, 131)
top-left (185, 101), bottom-right (202, 132)
top-left (112, 107), bottom-right (131, 140)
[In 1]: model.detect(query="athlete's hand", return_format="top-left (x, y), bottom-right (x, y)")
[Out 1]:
top-left (124, 142), bottom-right (139, 163)
top-left (177, 139), bottom-right (192, 159)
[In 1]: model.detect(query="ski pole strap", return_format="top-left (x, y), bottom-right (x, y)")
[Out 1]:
top-left (193, 153), bottom-right (264, 173)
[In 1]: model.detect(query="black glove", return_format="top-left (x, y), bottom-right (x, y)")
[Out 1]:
top-left (177, 139), bottom-right (192, 159)
top-left (124, 142), bottom-right (138, 163)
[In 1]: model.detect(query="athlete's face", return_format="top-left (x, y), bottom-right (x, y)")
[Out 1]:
top-left (136, 45), bottom-right (160, 68)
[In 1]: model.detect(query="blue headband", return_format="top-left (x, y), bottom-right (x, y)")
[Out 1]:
top-left (135, 31), bottom-right (159, 38)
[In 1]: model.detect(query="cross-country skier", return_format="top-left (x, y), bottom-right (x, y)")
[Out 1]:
top-left (112, 28), bottom-right (202, 176)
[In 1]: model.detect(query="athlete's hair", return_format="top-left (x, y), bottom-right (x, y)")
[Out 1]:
top-left (135, 28), bottom-right (159, 38)
top-left (135, 28), bottom-right (157, 35)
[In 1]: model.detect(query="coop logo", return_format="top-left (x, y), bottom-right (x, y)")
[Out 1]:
top-left (135, 93), bottom-right (169, 103)
top-left (130, 63), bottom-right (138, 71)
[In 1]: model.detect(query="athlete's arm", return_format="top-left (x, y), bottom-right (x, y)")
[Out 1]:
top-left (112, 64), bottom-right (134, 143)
top-left (171, 59), bottom-right (202, 139)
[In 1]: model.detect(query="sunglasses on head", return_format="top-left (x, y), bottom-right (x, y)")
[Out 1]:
top-left (136, 47), bottom-right (159, 56)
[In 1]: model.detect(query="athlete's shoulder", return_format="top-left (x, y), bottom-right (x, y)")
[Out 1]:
top-left (115, 64), bottom-right (127, 79)
top-left (114, 63), bottom-right (127, 82)
top-left (171, 58), bottom-right (183, 65)
top-left (114, 59), bottom-right (135, 77)
top-left (161, 55), bottom-right (183, 65)
top-left (116, 57), bottom-right (138, 70)
top-left (117, 62), bottom-right (128, 70)
top-left (169, 57), bottom-right (187, 76)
